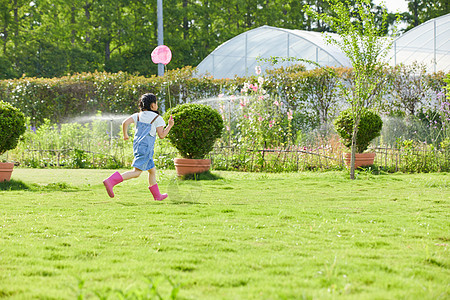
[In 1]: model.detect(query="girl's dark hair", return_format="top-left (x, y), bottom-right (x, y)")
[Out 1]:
top-left (139, 93), bottom-right (159, 114)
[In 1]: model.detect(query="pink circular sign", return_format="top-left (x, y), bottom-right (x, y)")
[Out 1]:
top-left (151, 45), bottom-right (172, 65)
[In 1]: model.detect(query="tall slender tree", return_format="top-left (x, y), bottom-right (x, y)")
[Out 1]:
top-left (307, 0), bottom-right (395, 179)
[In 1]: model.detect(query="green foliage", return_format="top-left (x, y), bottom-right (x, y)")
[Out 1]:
top-left (0, 56), bottom-right (18, 79)
top-left (0, 101), bottom-right (26, 156)
top-left (0, 68), bottom-right (228, 126)
top-left (0, 0), bottom-right (399, 79)
top-left (395, 139), bottom-right (450, 173)
top-left (334, 108), bottom-right (383, 152)
top-left (403, 0), bottom-right (449, 31)
top-left (164, 103), bottom-right (223, 159)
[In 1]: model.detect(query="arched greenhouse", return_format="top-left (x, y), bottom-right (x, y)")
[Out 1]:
top-left (388, 13), bottom-right (450, 73)
top-left (196, 14), bottom-right (450, 78)
top-left (196, 25), bottom-right (352, 79)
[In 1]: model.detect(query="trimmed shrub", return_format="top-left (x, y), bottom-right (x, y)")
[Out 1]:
top-left (164, 103), bottom-right (223, 159)
top-left (334, 108), bottom-right (383, 153)
top-left (0, 101), bottom-right (26, 155)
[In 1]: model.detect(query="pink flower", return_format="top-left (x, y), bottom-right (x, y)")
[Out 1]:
top-left (273, 100), bottom-right (280, 106)
top-left (218, 93), bottom-right (224, 98)
top-left (258, 116), bottom-right (263, 122)
top-left (287, 109), bottom-right (293, 120)
top-left (249, 84), bottom-right (258, 92)
top-left (244, 115), bottom-right (249, 119)
top-left (226, 125), bottom-right (230, 131)
top-left (240, 99), bottom-right (246, 107)
top-left (255, 66), bottom-right (262, 75)
top-left (269, 123), bottom-right (273, 128)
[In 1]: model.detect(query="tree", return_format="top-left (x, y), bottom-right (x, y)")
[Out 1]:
top-left (307, 0), bottom-right (395, 179)
top-left (404, 0), bottom-right (450, 31)
top-left (390, 62), bottom-right (429, 116)
top-left (0, 0), bottom-right (401, 79)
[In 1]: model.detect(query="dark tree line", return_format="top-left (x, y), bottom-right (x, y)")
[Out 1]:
top-left (0, 0), bottom-right (447, 79)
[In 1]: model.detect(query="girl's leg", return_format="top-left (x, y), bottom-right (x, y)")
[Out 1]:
top-left (148, 167), bottom-right (167, 201)
top-left (121, 168), bottom-right (143, 180)
top-left (148, 167), bottom-right (157, 186)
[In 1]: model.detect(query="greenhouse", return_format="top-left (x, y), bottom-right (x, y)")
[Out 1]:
top-left (197, 13), bottom-right (450, 78)
top-left (388, 13), bottom-right (450, 73)
top-left (196, 25), bottom-right (352, 79)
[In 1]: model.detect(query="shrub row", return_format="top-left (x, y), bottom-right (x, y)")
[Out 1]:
top-left (0, 65), bottom-right (447, 140)
top-left (0, 65), bottom-right (353, 126)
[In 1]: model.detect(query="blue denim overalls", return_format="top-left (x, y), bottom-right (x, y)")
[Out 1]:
top-left (131, 113), bottom-right (159, 171)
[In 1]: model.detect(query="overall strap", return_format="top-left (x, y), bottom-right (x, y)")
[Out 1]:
top-left (137, 112), bottom-right (140, 122)
top-left (150, 115), bottom-right (159, 124)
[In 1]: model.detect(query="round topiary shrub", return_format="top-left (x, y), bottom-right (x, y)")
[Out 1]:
top-left (164, 103), bottom-right (224, 159)
top-left (334, 108), bottom-right (383, 153)
top-left (0, 101), bottom-right (26, 156)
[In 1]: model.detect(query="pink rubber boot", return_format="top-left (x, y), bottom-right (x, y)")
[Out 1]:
top-left (149, 184), bottom-right (168, 201)
top-left (103, 171), bottom-right (123, 198)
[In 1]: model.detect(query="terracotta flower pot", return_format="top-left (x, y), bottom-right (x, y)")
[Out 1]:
top-left (344, 152), bottom-right (376, 168)
top-left (174, 158), bottom-right (211, 176)
top-left (0, 162), bottom-right (14, 182)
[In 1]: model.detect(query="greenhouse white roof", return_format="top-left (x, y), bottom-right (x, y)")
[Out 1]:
top-left (388, 13), bottom-right (450, 73)
top-left (196, 25), bottom-right (352, 79)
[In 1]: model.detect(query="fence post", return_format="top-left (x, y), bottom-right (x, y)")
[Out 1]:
top-left (261, 141), bottom-right (267, 170)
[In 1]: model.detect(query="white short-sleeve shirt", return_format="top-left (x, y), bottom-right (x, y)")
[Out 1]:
top-left (131, 111), bottom-right (166, 137)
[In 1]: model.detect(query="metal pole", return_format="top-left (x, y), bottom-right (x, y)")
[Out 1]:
top-left (434, 19), bottom-right (436, 73)
top-left (287, 33), bottom-right (290, 66)
top-left (245, 33), bottom-right (248, 76)
top-left (157, 0), bottom-right (164, 76)
top-left (394, 41), bottom-right (396, 66)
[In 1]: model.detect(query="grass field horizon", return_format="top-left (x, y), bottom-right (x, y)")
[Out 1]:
top-left (1, 168), bottom-right (449, 299)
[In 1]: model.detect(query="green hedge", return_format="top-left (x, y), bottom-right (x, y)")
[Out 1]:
top-left (0, 65), bottom-right (446, 128)
top-left (0, 65), bottom-right (353, 126)
top-left (0, 67), bottom-right (232, 125)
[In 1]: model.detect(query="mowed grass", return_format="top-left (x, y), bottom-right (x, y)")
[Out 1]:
top-left (0, 168), bottom-right (449, 299)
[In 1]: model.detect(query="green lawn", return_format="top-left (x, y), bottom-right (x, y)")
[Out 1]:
top-left (0, 168), bottom-right (449, 299)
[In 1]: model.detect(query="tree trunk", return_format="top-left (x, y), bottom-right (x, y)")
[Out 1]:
top-left (84, 1), bottom-right (91, 43)
top-left (350, 115), bottom-right (361, 180)
top-left (13, 0), bottom-right (18, 51)
top-left (2, 26), bottom-right (8, 55)
top-left (71, 6), bottom-right (76, 45)
top-left (105, 38), bottom-right (111, 62)
top-left (183, 0), bottom-right (188, 40)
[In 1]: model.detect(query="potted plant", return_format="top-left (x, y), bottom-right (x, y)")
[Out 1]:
top-left (0, 101), bottom-right (26, 181)
top-left (164, 103), bottom-right (224, 176)
top-left (334, 108), bottom-right (382, 168)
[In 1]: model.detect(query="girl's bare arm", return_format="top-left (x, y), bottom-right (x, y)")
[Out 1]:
top-left (156, 116), bottom-right (174, 139)
top-left (122, 116), bottom-right (134, 140)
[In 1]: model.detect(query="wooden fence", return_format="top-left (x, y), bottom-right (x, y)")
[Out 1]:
top-left (6, 144), bottom-right (449, 172)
